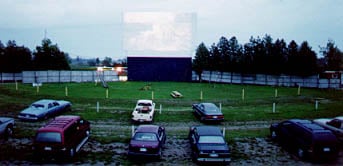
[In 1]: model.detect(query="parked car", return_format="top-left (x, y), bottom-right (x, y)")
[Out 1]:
top-left (188, 125), bottom-right (231, 164)
top-left (32, 115), bottom-right (90, 159)
top-left (270, 119), bottom-right (339, 161)
top-left (128, 125), bottom-right (166, 159)
top-left (192, 103), bottom-right (224, 122)
top-left (18, 99), bottom-right (72, 121)
top-left (131, 100), bottom-right (155, 123)
top-left (0, 117), bottom-right (15, 140)
top-left (313, 116), bottom-right (343, 142)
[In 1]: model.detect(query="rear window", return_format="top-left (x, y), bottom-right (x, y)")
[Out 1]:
top-left (313, 132), bottom-right (337, 144)
top-left (35, 132), bottom-right (62, 143)
top-left (138, 103), bottom-right (152, 107)
top-left (199, 136), bottom-right (225, 144)
top-left (133, 132), bottom-right (157, 141)
top-left (203, 104), bottom-right (220, 113)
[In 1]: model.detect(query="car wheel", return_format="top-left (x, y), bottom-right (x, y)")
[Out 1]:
top-left (4, 125), bottom-right (13, 140)
top-left (271, 131), bottom-right (277, 140)
top-left (69, 148), bottom-right (76, 158)
top-left (297, 148), bottom-right (305, 159)
top-left (191, 151), bottom-right (198, 162)
top-left (158, 148), bottom-right (163, 160)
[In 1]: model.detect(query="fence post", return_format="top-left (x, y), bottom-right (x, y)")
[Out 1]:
top-left (297, 85), bottom-right (301, 96)
top-left (15, 81), bottom-right (18, 91)
top-left (200, 90), bottom-right (203, 100)
top-left (315, 100), bottom-right (319, 110)
top-left (151, 91), bottom-right (154, 100)
top-left (222, 127), bottom-right (226, 137)
top-left (65, 86), bottom-right (68, 97)
top-left (106, 88), bottom-right (109, 99)
top-left (273, 102), bottom-right (276, 113)
top-left (96, 101), bottom-right (99, 113)
top-left (132, 125), bottom-right (135, 137)
top-left (242, 88), bottom-right (245, 101)
top-left (275, 88), bottom-right (278, 98)
top-left (159, 104), bottom-right (162, 114)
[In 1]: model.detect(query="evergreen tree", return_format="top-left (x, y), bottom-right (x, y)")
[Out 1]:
top-left (193, 42), bottom-right (210, 81)
top-left (321, 40), bottom-right (343, 71)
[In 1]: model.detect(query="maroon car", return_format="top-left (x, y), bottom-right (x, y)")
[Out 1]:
top-left (128, 125), bottom-right (166, 159)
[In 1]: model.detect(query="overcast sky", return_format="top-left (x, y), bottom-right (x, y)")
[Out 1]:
top-left (0, 0), bottom-right (342, 59)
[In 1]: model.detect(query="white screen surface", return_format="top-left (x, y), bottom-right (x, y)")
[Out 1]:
top-left (123, 12), bottom-right (196, 57)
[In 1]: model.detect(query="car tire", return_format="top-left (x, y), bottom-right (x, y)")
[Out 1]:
top-left (69, 148), bottom-right (76, 158)
top-left (297, 148), bottom-right (305, 159)
top-left (4, 125), bottom-right (13, 140)
top-left (158, 148), bottom-right (163, 160)
top-left (191, 151), bottom-right (198, 162)
top-left (271, 131), bottom-right (277, 140)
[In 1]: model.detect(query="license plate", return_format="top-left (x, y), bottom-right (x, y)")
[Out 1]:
top-left (44, 147), bottom-right (52, 151)
top-left (140, 148), bottom-right (147, 152)
top-left (209, 153), bottom-right (218, 157)
top-left (213, 116), bottom-right (217, 119)
top-left (323, 147), bottom-right (330, 152)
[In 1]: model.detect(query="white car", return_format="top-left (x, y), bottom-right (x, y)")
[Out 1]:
top-left (313, 116), bottom-right (343, 142)
top-left (131, 100), bottom-right (155, 123)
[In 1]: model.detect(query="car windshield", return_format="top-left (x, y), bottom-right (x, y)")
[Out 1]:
top-left (31, 104), bottom-right (45, 109)
top-left (35, 132), bottom-right (61, 143)
top-left (133, 132), bottom-right (157, 141)
top-left (199, 136), bottom-right (225, 144)
top-left (204, 104), bottom-right (219, 112)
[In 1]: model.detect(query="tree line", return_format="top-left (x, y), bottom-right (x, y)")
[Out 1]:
top-left (193, 35), bottom-right (343, 78)
top-left (0, 38), bottom-right (71, 72)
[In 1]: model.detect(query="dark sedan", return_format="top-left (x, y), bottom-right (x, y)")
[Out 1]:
top-left (128, 125), bottom-right (166, 159)
top-left (192, 103), bottom-right (224, 122)
top-left (189, 125), bottom-right (230, 164)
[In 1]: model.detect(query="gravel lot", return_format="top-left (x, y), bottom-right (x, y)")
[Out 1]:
top-left (1, 120), bottom-right (342, 165)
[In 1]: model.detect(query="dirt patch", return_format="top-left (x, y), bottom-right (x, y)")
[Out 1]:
top-left (2, 137), bottom-right (342, 165)
top-left (2, 120), bottom-right (342, 165)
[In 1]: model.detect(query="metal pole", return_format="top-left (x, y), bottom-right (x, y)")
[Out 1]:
top-left (132, 125), bottom-right (135, 137)
top-left (96, 102), bottom-right (99, 113)
top-left (159, 104), bottom-right (162, 114)
top-left (242, 88), bottom-right (245, 101)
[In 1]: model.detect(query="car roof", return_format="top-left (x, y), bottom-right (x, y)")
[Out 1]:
top-left (137, 99), bottom-right (153, 103)
top-left (288, 119), bottom-right (331, 133)
top-left (38, 115), bottom-right (80, 133)
top-left (199, 103), bottom-right (217, 107)
top-left (334, 116), bottom-right (343, 121)
top-left (136, 125), bottom-right (160, 133)
top-left (194, 126), bottom-right (222, 136)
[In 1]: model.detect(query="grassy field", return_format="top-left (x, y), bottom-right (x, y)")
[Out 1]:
top-left (1, 81), bottom-right (343, 141)
top-left (1, 81), bottom-right (342, 120)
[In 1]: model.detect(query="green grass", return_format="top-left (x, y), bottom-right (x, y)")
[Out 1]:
top-left (1, 81), bottom-right (343, 140)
